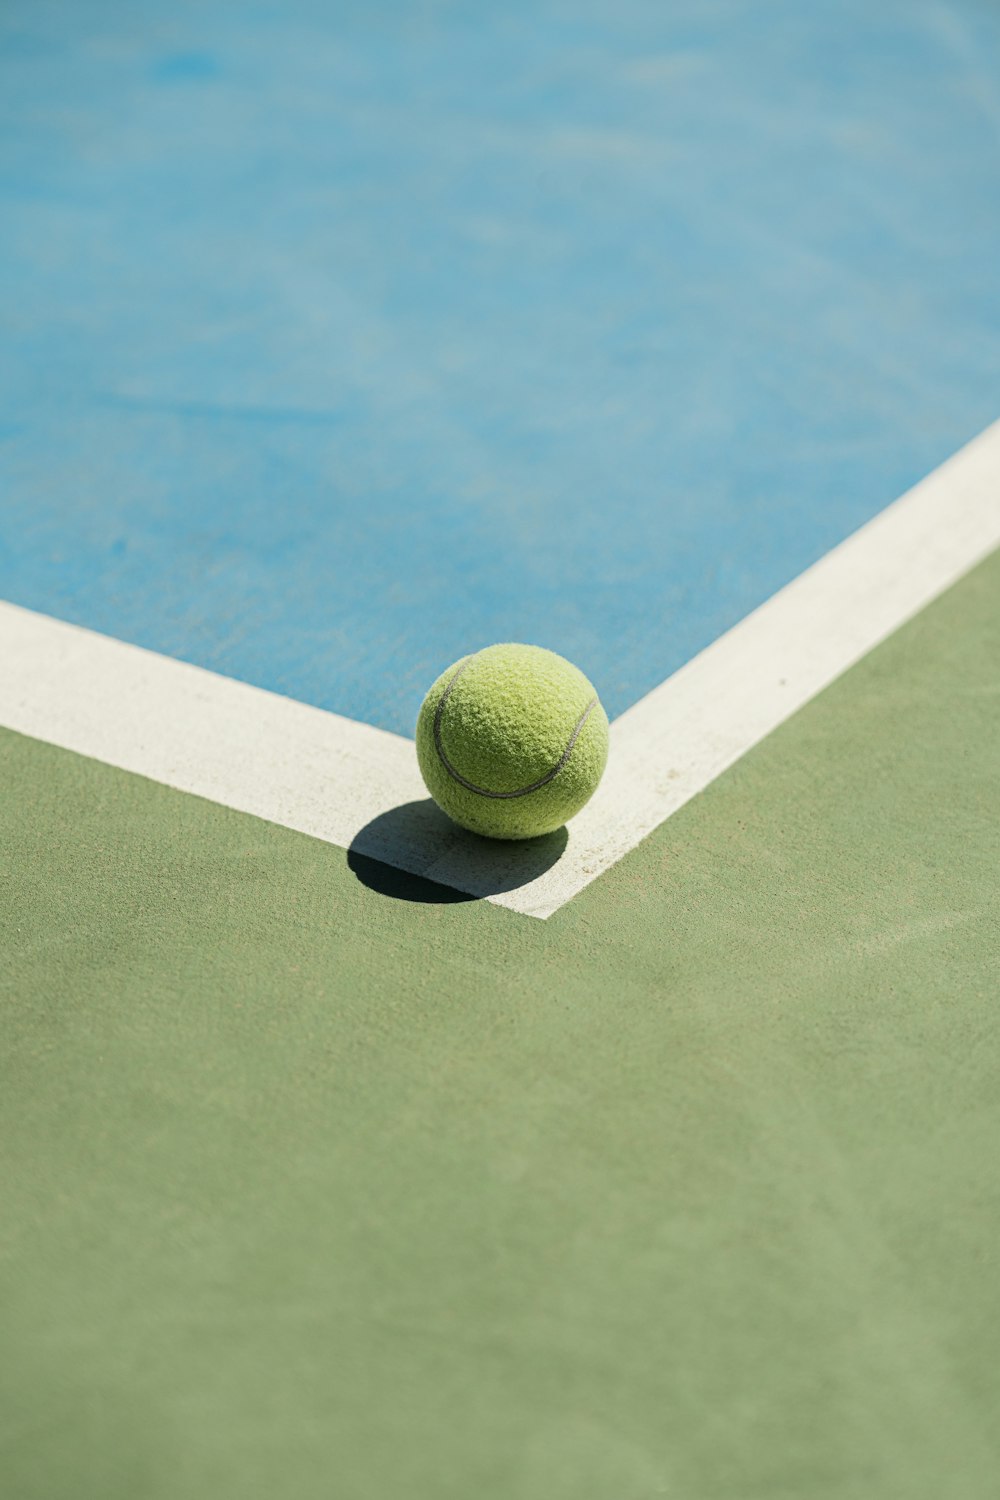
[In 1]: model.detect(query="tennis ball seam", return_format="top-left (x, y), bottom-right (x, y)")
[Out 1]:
top-left (433, 655), bottom-right (598, 800)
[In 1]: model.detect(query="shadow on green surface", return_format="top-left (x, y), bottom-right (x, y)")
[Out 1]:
top-left (346, 849), bottom-right (476, 904)
top-left (347, 800), bottom-right (568, 904)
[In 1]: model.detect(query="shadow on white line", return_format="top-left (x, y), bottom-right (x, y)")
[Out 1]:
top-left (347, 799), bottom-right (568, 904)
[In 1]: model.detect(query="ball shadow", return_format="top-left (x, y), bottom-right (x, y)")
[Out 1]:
top-left (347, 799), bottom-right (569, 904)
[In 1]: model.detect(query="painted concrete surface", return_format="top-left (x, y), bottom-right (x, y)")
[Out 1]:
top-left (2, 422), bottom-right (998, 914)
top-left (3, 0), bottom-right (1000, 733)
top-left (2, 549), bottom-right (998, 1498)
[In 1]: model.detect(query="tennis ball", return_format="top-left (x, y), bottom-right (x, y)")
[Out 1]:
top-left (416, 643), bottom-right (609, 840)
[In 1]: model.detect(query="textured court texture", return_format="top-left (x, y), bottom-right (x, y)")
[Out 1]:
top-left (3, 551), bottom-right (998, 1500)
top-left (3, 0), bottom-right (1000, 731)
top-left (3, 2), bottom-right (1000, 1495)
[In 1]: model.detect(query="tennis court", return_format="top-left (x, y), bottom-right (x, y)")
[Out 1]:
top-left (2, 3), bottom-right (999, 1496)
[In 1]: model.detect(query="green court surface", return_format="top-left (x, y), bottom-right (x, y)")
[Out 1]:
top-left (3, 552), bottom-right (998, 1497)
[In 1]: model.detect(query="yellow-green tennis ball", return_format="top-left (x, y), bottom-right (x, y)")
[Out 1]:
top-left (416, 643), bottom-right (609, 840)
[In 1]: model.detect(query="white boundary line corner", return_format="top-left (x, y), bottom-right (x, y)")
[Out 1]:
top-left (1, 420), bottom-right (999, 918)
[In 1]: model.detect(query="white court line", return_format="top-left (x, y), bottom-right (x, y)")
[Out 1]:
top-left (2, 420), bottom-right (999, 919)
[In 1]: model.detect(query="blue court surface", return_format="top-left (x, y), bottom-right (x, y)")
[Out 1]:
top-left (3, 0), bottom-right (999, 734)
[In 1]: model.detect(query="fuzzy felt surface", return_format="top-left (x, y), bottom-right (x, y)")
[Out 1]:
top-left (416, 644), bottom-right (609, 839)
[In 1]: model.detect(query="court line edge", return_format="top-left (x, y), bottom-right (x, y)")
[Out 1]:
top-left (1, 418), bottom-right (998, 919)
